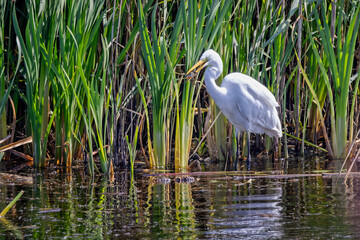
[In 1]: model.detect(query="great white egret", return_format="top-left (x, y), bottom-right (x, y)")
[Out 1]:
top-left (186, 49), bottom-right (282, 170)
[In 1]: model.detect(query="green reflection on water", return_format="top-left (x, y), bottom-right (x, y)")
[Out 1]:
top-left (0, 166), bottom-right (360, 239)
top-left (175, 182), bottom-right (195, 239)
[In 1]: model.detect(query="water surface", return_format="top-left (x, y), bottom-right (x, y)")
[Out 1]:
top-left (1, 157), bottom-right (360, 239)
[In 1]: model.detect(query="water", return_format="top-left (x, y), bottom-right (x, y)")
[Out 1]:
top-left (1, 157), bottom-right (360, 239)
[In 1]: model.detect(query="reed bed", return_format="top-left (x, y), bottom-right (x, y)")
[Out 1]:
top-left (0, 0), bottom-right (359, 174)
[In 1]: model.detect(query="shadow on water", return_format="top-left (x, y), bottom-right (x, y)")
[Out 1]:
top-left (1, 156), bottom-right (360, 239)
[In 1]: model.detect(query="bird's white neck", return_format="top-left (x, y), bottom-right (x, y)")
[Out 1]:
top-left (204, 67), bottom-right (227, 106)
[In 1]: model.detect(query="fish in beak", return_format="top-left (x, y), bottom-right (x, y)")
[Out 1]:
top-left (185, 59), bottom-right (209, 80)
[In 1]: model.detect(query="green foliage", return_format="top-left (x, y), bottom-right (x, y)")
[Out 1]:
top-left (126, 126), bottom-right (139, 176)
top-left (2, 0), bottom-right (360, 174)
top-left (0, 0), bottom-right (7, 140)
top-left (12, 0), bottom-right (62, 167)
top-left (305, 1), bottom-right (360, 158)
top-left (0, 190), bottom-right (24, 217)
top-left (138, 0), bottom-right (181, 169)
top-left (11, 0), bottom-right (111, 174)
top-left (175, 0), bottom-right (232, 171)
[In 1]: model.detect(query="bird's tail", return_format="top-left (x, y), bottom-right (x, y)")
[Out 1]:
top-left (266, 126), bottom-right (282, 138)
top-left (266, 108), bottom-right (282, 138)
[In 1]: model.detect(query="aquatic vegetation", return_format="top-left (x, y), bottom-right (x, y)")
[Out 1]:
top-left (304, 1), bottom-right (360, 159)
top-left (12, 0), bottom-right (62, 167)
top-left (0, 190), bottom-right (23, 217)
top-left (126, 126), bottom-right (139, 176)
top-left (175, 0), bottom-right (232, 171)
top-left (0, 0), bottom-right (359, 173)
top-left (138, 0), bottom-right (181, 169)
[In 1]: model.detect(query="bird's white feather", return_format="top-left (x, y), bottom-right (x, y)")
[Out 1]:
top-left (200, 49), bottom-right (282, 138)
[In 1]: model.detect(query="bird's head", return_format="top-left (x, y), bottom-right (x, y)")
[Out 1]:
top-left (186, 49), bottom-right (223, 81)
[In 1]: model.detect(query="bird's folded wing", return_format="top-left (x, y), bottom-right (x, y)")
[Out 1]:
top-left (245, 82), bottom-right (279, 108)
top-left (236, 87), bottom-right (275, 129)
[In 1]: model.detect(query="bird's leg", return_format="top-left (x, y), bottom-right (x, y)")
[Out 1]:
top-left (272, 137), bottom-right (279, 161)
top-left (247, 131), bottom-right (251, 171)
top-left (235, 130), bottom-right (240, 171)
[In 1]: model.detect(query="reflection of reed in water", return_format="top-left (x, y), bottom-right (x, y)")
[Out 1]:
top-left (175, 182), bottom-right (196, 239)
top-left (145, 177), bottom-right (172, 238)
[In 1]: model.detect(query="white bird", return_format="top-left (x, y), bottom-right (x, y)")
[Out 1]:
top-left (186, 49), bottom-right (282, 170)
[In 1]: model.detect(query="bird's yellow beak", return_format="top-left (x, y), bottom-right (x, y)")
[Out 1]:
top-left (185, 59), bottom-right (209, 80)
top-left (186, 59), bottom-right (208, 75)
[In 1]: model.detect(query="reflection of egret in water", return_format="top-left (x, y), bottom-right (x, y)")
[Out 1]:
top-left (345, 177), bottom-right (360, 234)
top-left (4, 168), bottom-right (360, 238)
top-left (200, 177), bottom-right (284, 239)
